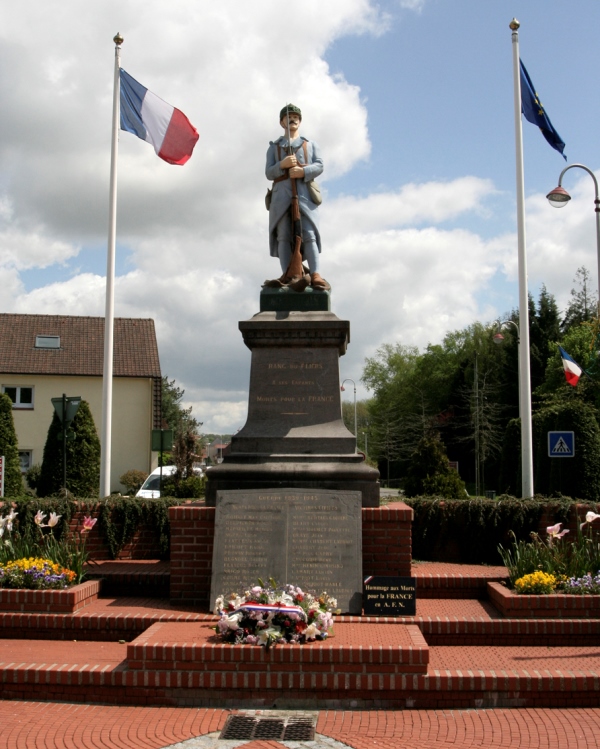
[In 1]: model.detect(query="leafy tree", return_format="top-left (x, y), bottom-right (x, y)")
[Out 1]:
top-left (404, 434), bottom-right (467, 498)
top-left (0, 393), bottom-right (23, 496)
top-left (533, 399), bottom-right (600, 500)
top-left (37, 400), bottom-right (101, 497)
top-left (161, 376), bottom-right (201, 436)
top-left (562, 266), bottom-right (598, 334)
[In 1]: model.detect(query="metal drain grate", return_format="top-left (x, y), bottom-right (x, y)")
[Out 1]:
top-left (220, 714), bottom-right (316, 742)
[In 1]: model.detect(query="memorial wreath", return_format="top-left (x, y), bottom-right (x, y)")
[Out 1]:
top-left (214, 578), bottom-right (339, 648)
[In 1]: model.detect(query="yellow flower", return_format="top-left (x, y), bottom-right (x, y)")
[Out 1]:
top-left (514, 571), bottom-right (557, 594)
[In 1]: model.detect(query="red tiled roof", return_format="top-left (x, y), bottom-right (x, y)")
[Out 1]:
top-left (0, 314), bottom-right (161, 378)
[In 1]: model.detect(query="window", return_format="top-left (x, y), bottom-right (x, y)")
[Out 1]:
top-left (2, 386), bottom-right (34, 409)
top-left (18, 451), bottom-right (32, 474)
top-left (35, 335), bottom-right (60, 349)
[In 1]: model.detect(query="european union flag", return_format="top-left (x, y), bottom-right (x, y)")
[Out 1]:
top-left (520, 60), bottom-right (566, 160)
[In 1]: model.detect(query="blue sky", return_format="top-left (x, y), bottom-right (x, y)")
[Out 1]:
top-left (0, 1), bottom-right (599, 432)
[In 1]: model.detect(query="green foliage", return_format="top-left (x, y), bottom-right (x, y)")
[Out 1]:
top-left (0, 393), bottom-right (23, 496)
top-left (404, 434), bottom-right (467, 499)
top-left (561, 266), bottom-right (597, 334)
top-left (533, 399), bottom-right (600, 500)
top-left (405, 496), bottom-right (571, 565)
top-left (498, 418), bottom-right (521, 496)
top-left (162, 473), bottom-right (205, 499)
top-left (25, 463), bottom-right (42, 494)
top-left (119, 469), bottom-right (148, 495)
top-left (161, 376), bottom-right (202, 436)
top-left (96, 495), bottom-right (179, 559)
top-left (37, 400), bottom-right (101, 497)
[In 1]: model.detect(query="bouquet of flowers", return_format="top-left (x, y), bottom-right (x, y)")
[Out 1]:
top-left (214, 578), bottom-right (339, 648)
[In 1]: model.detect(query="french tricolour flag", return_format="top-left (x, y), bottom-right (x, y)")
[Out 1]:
top-left (119, 69), bottom-right (198, 165)
top-left (559, 346), bottom-right (582, 387)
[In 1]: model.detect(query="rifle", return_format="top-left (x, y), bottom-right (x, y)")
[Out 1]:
top-left (284, 104), bottom-right (305, 280)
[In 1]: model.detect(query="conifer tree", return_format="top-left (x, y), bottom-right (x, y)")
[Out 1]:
top-left (0, 393), bottom-right (23, 496)
top-left (37, 400), bottom-right (101, 497)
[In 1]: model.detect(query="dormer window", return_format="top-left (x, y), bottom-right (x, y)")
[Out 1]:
top-left (35, 335), bottom-right (60, 349)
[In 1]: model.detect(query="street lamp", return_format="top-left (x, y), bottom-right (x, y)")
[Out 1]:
top-left (547, 164), bottom-right (600, 304)
top-left (340, 378), bottom-right (357, 439)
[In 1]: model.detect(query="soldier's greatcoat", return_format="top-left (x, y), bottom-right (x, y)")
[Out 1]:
top-left (265, 135), bottom-right (323, 258)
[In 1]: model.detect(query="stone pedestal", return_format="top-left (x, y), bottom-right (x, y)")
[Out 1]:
top-left (205, 311), bottom-right (379, 506)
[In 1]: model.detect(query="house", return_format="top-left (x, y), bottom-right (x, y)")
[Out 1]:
top-left (0, 313), bottom-right (162, 493)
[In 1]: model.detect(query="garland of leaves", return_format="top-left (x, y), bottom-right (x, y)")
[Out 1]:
top-left (404, 495), bottom-right (575, 565)
top-left (0, 495), bottom-right (180, 560)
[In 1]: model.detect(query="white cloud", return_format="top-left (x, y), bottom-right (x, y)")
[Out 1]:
top-left (0, 1), bottom-right (595, 432)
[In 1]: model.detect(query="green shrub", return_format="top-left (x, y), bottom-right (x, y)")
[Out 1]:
top-left (162, 474), bottom-right (204, 499)
top-left (0, 393), bottom-right (23, 496)
top-left (37, 401), bottom-right (101, 497)
top-left (119, 469), bottom-right (148, 495)
top-left (404, 435), bottom-right (467, 499)
top-left (405, 495), bottom-right (572, 565)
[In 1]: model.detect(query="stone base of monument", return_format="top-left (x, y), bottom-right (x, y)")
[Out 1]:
top-left (126, 620), bottom-right (430, 701)
top-left (206, 311), bottom-right (380, 507)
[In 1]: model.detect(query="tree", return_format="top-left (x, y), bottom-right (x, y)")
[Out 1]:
top-left (37, 400), bottom-right (101, 497)
top-left (0, 393), bottom-right (23, 496)
top-left (404, 434), bottom-right (467, 498)
top-left (562, 266), bottom-right (598, 334)
top-left (161, 376), bottom-right (201, 436)
top-left (533, 399), bottom-right (600, 500)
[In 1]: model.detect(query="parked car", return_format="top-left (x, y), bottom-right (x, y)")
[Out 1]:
top-left (135, 465), bottom-right (203, 498)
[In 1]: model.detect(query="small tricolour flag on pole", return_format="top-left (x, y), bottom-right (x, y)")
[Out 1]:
top-left (559, 346), bottom-right (582, 386)
top-left (119, 69), bottom-right (199, 165)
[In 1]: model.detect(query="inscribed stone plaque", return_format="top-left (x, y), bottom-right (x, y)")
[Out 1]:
top-left (363, 576), bottom-right (417, 616)
top-left (210, 488), bottom-right (362, 614)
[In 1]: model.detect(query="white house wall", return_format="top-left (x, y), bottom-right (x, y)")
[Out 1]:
top-left (3, 374), bottom-right (154, 494)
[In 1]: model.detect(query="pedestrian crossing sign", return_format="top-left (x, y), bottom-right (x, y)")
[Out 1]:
top-left (548, 431), bottom-right (575, 458)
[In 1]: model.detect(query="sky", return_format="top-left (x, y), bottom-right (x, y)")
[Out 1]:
top-left (1, 1), bottom-right (599, 434)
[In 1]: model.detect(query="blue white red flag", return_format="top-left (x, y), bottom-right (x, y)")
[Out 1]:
top-left (119, 69), bottom-right (198, 165)
top-left (559, 346), bottom-right (582, 386)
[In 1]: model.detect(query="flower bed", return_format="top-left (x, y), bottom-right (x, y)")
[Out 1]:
top-left (0, 579), bottom-right (101, 613)
top-left (488, 581), bottom-right (600, 618)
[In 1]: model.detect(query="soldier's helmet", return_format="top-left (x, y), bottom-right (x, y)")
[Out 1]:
top-left (279, 104), bottom-right (302, 122)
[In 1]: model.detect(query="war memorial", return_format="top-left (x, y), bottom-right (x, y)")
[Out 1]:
top-left (1, 103), bottom-right (600, 721)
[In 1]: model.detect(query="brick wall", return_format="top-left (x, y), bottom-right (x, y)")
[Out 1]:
top-left (68, 508), bottom-right (164, 561)
top-left (169, 502), bottom-right (414, 607)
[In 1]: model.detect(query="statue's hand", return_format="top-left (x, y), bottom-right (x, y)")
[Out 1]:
top-left (289, 166), bottom-right (305, 179)
top-left (280, 155), bottom-right (297, 169)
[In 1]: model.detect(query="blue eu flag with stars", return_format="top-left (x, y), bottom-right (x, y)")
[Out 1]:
top-left (520, 59), bottom-right (566, 160)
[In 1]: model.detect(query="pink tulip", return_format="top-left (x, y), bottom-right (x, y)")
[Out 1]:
top-left (547, 522), bottom-right (569, 540)
top-left (47, 512), bottom-right (61, 528)
top-left (34, 510), bottom-right (47, 526)
top-left (82, 516), bottom-right (97, 531)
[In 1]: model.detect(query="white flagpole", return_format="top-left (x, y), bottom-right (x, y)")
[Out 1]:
top-left (100, 32), bottom-right (123, 498)
top-left (510, 19), bottom-right (534, 499)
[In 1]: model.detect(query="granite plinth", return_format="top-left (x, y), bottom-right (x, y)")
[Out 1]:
top-left (205, 312), bottom-right (380, 507)
top-left (210, 488), bottom-right (363, 614)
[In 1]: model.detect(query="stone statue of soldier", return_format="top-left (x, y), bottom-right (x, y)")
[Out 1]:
top-left (264, 104), bottom-right (329, 291)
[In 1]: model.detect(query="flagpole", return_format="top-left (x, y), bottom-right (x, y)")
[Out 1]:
top-left (510, 19), bottom-right (535, 499)
top-left (100, 32), bottom-right (123, 498)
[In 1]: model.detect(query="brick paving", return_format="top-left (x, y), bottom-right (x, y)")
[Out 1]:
top-left (2, 702), bottom-right (600, 748)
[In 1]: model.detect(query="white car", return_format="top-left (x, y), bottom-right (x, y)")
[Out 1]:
top-left (135, 465), bottom-right (203, 498)
top-left (135, 465), bottom-right (176, 498)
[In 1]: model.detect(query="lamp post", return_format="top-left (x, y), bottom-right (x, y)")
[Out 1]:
top-left (340, 378), bottom-right (357, 440)
top-left (493, 319), bottom-right (521, 420)
top-left (546, 164), bottom-right (600, 305)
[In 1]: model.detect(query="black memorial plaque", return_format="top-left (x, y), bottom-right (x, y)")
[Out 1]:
top-left (210, 488), bottom-right (362, 614)
top-left (363, 576), bottom-right (416, 616)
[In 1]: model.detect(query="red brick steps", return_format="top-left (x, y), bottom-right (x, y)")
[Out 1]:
top-left (1, 634), bottom-right (599, 709)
